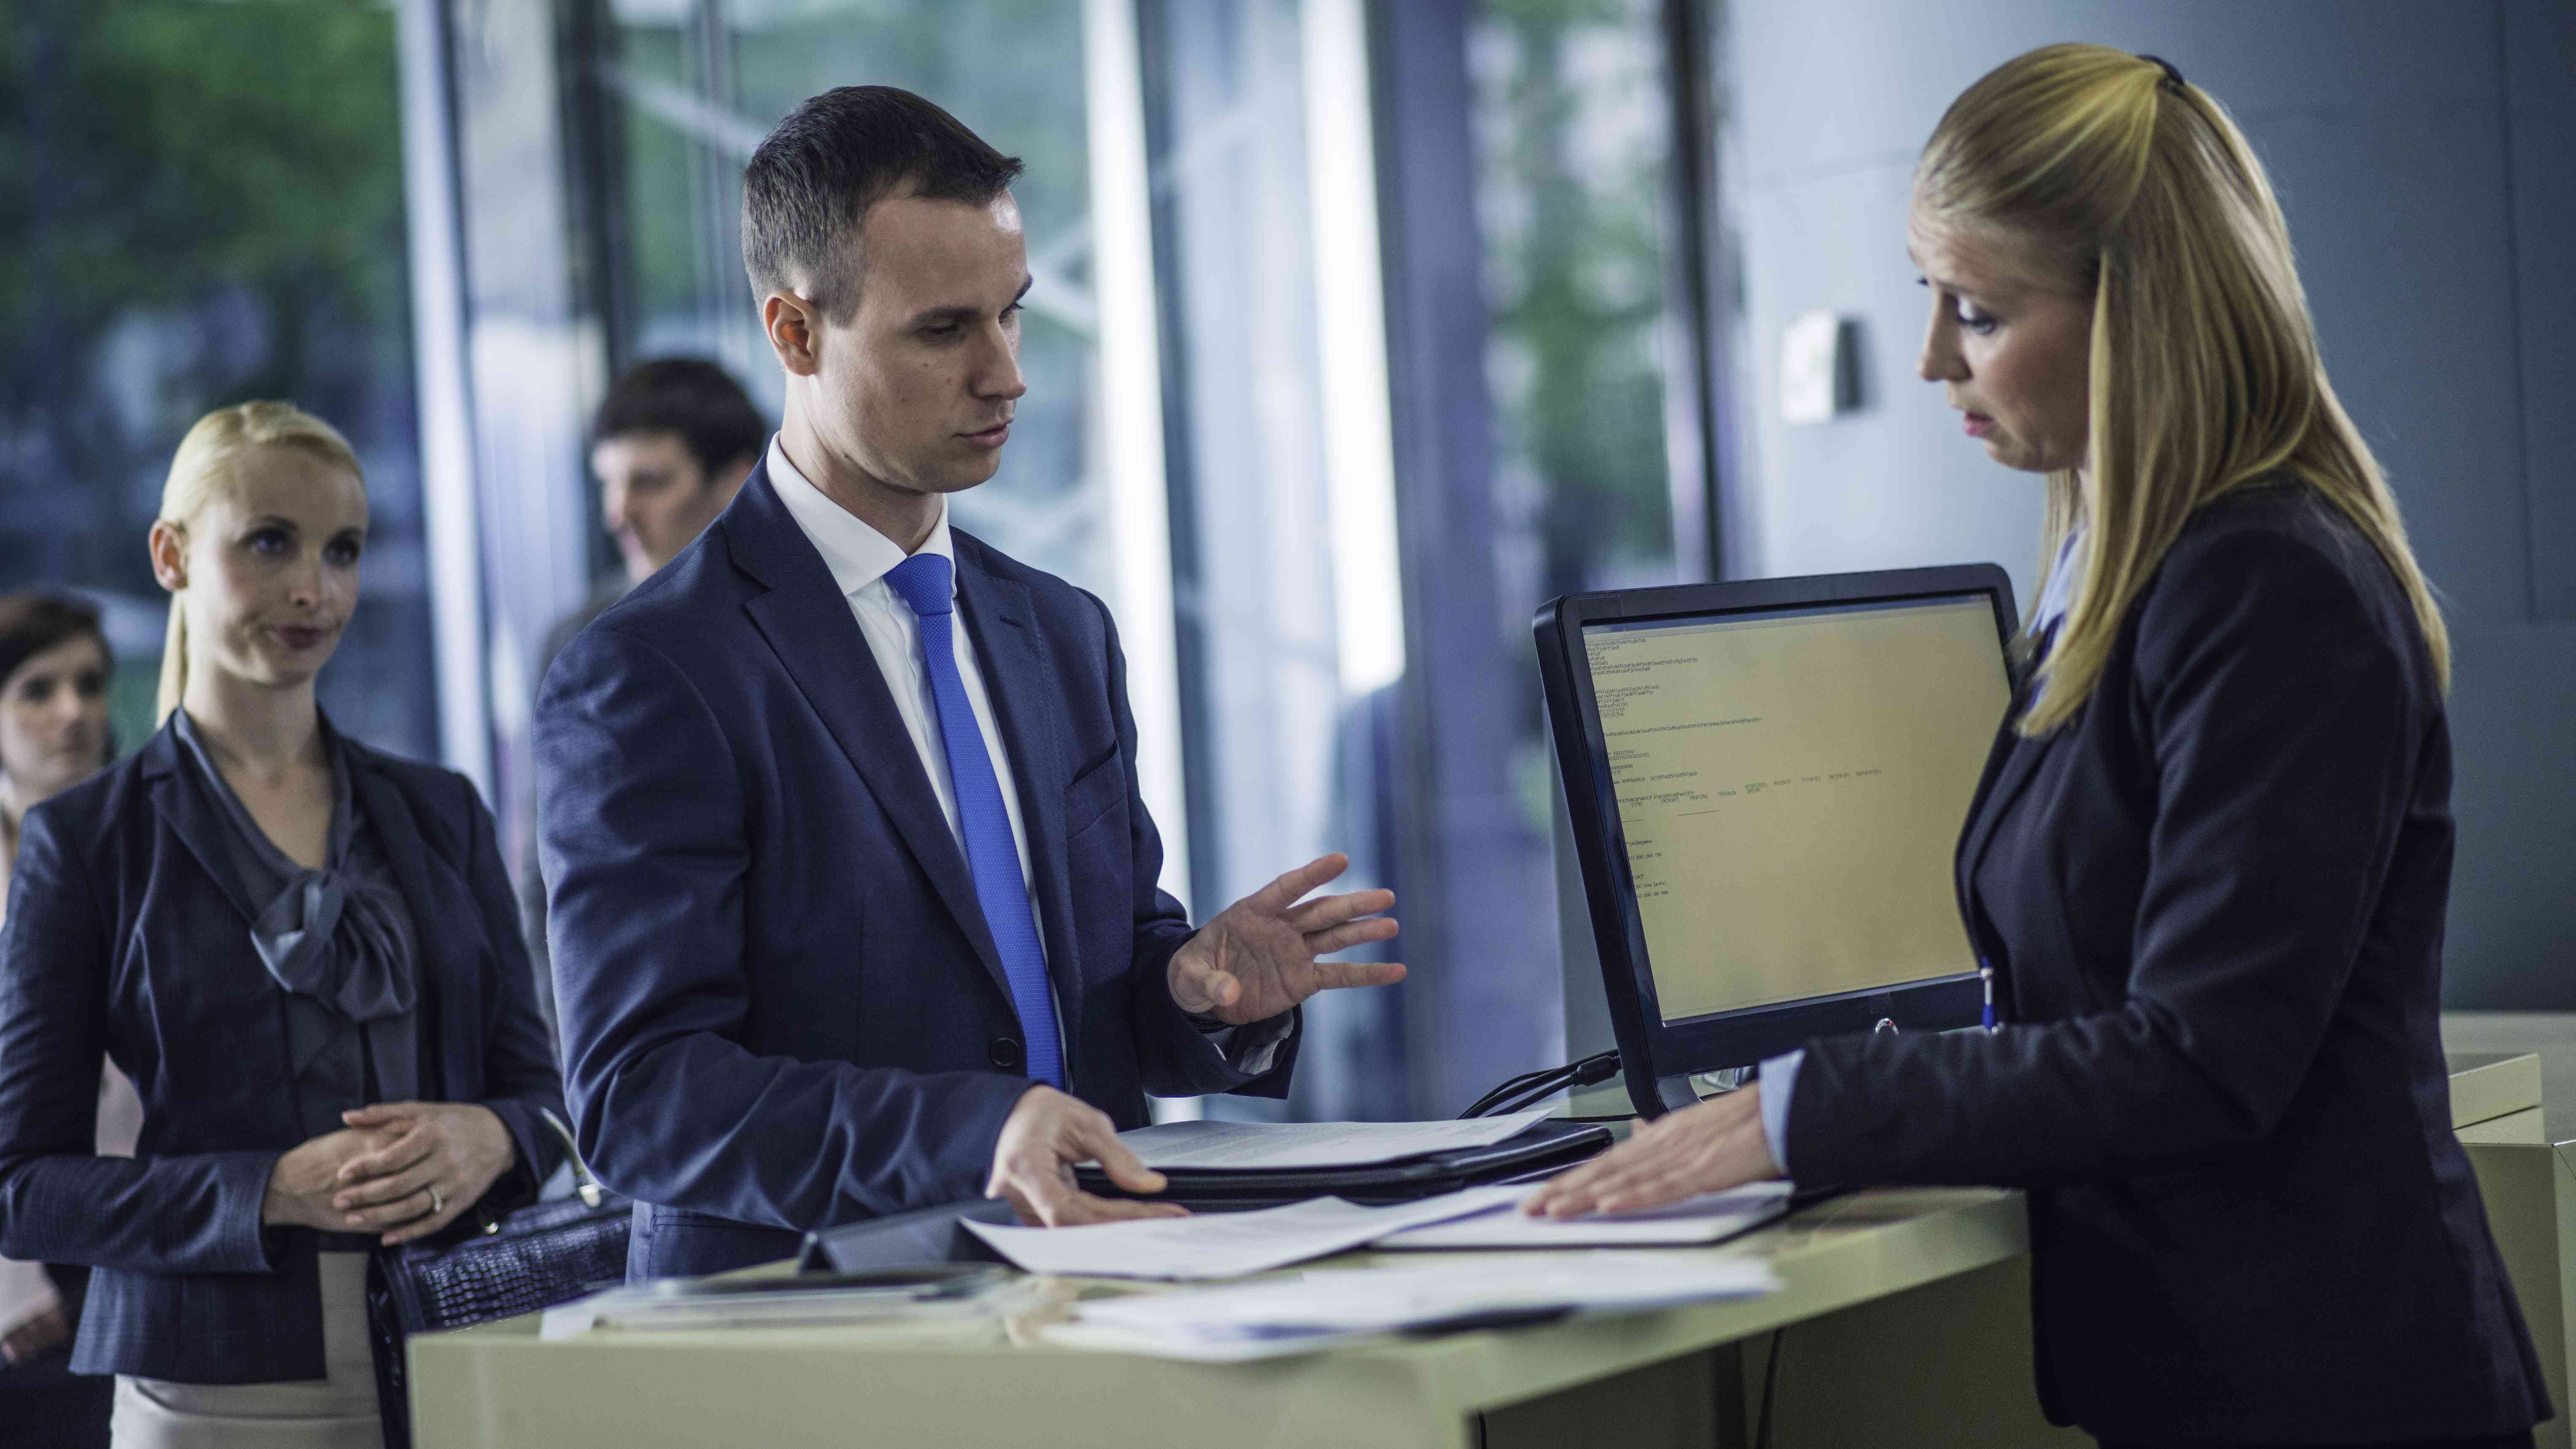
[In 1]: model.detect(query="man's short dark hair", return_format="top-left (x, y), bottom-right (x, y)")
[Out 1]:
top-left (741, 85), bottom-right (1023, 319)
top-left (590, 358), bottom-right (768, 480)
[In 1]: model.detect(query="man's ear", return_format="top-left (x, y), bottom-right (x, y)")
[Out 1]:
top-left (763, 290), bottom-right (823, 377)
top-left (147, 520), bottom-right (188, 593)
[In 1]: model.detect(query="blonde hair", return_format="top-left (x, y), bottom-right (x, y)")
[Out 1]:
top-left (1915, 44), bottom-right (2448, 736)
top-left (154, 402), bottom-right (367, 723)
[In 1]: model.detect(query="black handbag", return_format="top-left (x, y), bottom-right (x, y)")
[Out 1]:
top-left (365, 1109), bottom-right (631, 1449)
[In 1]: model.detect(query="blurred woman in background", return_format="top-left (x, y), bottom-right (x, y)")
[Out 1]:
top-left (0, 591), bottom-right (135, 1446)
top-left (0, 592), bottom-right (114, 897)
top-left (0, 401), bottom-right (564, 1448)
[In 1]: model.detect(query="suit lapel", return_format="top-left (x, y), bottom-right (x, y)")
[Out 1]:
top-left (1954, 662), bottom-right (2053, 934)
top-left (143, 725), bottom-right (258, 926)
top-left (724, 464), bottom-right (1014, 1007)
top-left (955, 544), bottom-right (1085, 1074)
top-left (343, 746), bottom-right (460, 1100)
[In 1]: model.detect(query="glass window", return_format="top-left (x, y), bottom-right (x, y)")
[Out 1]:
top-left (1470, 0), bottom-right (1685, 820)
top-left (0, 0), bottom-right (431, 759)
top-left (1139, 0), bottom-right (1407, 1120)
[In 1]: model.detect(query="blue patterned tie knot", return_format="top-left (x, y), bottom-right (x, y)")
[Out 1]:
top-left (884, 552), bottom-right (953, 619)
top-left (883, 549), bottom-right (1064, 1089)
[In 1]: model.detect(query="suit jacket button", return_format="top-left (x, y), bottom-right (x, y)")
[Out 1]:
top-left (988, 1037), bottom-right (1023, 1070)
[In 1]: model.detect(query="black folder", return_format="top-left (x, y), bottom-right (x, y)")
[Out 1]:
top-left (1073, 1119), bottom-right (1614, 1211)
top-left (793, 1122), bottom-right (1618, 1275)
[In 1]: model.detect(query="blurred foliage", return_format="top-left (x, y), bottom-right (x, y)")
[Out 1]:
top-left (0, 0), bottom-right (429, 757)
top-left (1472, 0), bottom-right (1675, 604)
top-left (0, 0), bottom-right (413, 591)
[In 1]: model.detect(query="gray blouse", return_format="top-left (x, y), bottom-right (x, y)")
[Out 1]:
top-left (172, 711), bottom-right (421, 1141)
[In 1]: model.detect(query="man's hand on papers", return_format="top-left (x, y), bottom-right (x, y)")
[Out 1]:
top-left (1522, 1085), bottom-right (1781, 1219)
top-left (1168, 853), bottom-right (1407, 1026)
top-left (988, 1086), bottom-right (1190, 1227)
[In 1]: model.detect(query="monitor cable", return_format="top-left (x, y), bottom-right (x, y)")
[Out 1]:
top-left (1457, 1050), bottom-right (1622, 1120)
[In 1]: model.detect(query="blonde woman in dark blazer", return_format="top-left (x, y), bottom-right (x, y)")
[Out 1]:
top-left (0, 403), bottom-right (563, 1447)
top-left (1531, 46), bottom-right (2544, 1448)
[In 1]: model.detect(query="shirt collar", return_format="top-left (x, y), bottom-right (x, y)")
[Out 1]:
top-left (2031, 526), bottom-right (2085, 635)
top-left (764, 434), bottom-right (955, 600)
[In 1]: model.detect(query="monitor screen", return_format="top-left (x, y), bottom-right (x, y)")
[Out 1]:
top-left (1579, 593), bottom-right (2012, 1023)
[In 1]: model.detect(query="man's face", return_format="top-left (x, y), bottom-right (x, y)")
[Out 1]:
top-left (806, 190), bottom-right (1030, 499)
top-left (593, 431), bottom-right (743, 582)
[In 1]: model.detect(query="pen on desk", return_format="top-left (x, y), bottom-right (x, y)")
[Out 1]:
top-left (1980, 960), bottom-right (1997, 1033)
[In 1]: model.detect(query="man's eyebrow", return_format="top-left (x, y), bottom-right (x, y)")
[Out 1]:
top-left (903, 276), bottom-right (1035, 329)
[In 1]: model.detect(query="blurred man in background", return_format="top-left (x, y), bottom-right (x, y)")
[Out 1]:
top-left (523, 359), bottom-right (768, 1039)
top-left (545, 358), bottom-right (767, 669)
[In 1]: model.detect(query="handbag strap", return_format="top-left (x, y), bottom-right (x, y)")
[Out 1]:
top-left (537, 1106), bottom-right (609, 1209)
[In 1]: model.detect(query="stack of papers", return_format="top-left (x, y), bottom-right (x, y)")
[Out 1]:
top-left (1116, 1111), bottom-right (1554, 1170)
top-left (1372, 1181), bottom-right (1794, 1249)
top-left (962, 1187), bottom-right (1525, 1280)
top-left (539, 1272), bottom-right (1032, 1339)
top-left (1046, 1256), bottom-right (1780, 1361)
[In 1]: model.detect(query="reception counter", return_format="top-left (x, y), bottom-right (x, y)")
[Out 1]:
top-left (411, 1053), bottom-right (2565, 1449)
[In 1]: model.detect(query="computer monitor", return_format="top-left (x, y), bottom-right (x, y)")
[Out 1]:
top-left (1535, 565), bottom-right (2018, 1117)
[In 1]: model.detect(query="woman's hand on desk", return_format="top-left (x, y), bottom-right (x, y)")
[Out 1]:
top-left (1522, 1085), bottom-right (1782, 1219)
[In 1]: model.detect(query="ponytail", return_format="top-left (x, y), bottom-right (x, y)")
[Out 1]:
top-left (155, 591), bottom-right (188, 726)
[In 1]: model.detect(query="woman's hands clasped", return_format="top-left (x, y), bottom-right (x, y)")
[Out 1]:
top-left (261, 1101), bottom-right (517, 1245)
top-left (1521, 1083), bottom-right (1782, 1219)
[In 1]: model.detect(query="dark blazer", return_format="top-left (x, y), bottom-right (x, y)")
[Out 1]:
top-left (0, 722), bottom-right (565, 1385)
top-left (1785, 483), bottom-right (2547, 1442)
top-left (536, 461), bottom-right (1297, 1282)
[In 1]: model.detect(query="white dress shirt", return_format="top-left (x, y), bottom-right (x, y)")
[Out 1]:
top-left (764, 439), bottom-right (1286, 1076)
top-left (767, 438), bottom-right (1044, 949)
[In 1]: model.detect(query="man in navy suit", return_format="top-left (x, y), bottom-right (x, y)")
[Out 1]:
top-left (537, 86), bottom-right (1407, 1278)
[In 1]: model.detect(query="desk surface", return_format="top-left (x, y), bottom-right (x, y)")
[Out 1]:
top-left (412, 1053), bottom-right (2541, 1449)
top-left (418, 1187), bottom-right (2027, 1449)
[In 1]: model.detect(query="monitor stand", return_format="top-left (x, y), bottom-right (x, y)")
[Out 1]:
top-left (1653, 1074), bottom-right (1703, 1115)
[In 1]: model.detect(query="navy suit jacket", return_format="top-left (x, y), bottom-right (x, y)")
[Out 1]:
top-left (537, 461), bottom-right (1297, 1280)
top-left (0, 722), bottom-right (565, 1384)
top-left (1785, 485), bottom-right (2547, 1441)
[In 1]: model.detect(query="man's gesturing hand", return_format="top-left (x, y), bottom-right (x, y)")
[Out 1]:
top-left (1168, 853), bottom-right (1407, 1026)
top-left (986, 1086), bottom-right (1189, 1227)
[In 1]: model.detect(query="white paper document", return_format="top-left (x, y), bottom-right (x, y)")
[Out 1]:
top-left (1113, 1110), bottom-right (1553, 1171)
top-left (1373, 1181), bottom-right (1796, 1250)
top-left (961, 1187), bottom-right (1525, 1280)
top-left (1046, 1254), bottom-right (1780, 1361)
top-left (537, 1275), bottom-right (1032, 1340)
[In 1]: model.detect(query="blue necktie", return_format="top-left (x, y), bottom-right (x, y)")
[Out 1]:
top-left (882, 552), bottom-right (1065, 1089)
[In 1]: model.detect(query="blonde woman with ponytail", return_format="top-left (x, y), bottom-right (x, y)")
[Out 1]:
top-left (1534, 46), bottom-right (2545, 1446)
top-left (0, 403), bottom-right (564, 1448)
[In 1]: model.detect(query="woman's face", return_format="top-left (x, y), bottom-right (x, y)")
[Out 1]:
top-left (151, 447), bottom-right (369, 698)
top-left (0, 632), bottom-right (110, 804)
top-left (1909, 211), bottom-right (2095, 475)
